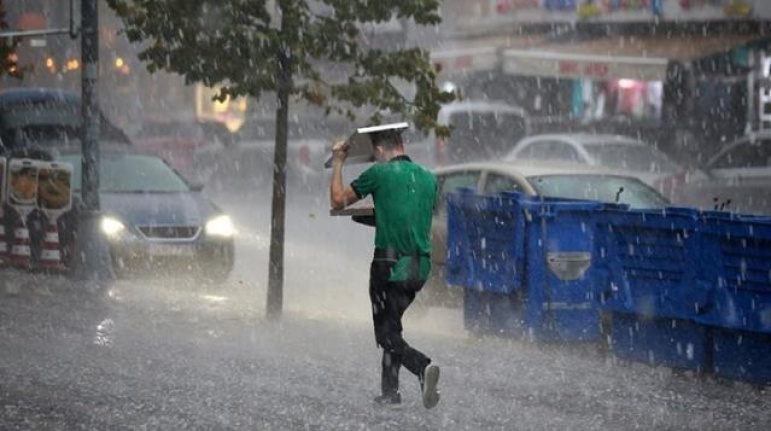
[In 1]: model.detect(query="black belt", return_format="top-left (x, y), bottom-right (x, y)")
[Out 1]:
top-left (373, 248), bottom-right (429, 282)
top-left (373, 248), bottom-right (430, 261)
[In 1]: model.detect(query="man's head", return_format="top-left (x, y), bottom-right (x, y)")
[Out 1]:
top-left (371, 130), bottom-right (404, 162)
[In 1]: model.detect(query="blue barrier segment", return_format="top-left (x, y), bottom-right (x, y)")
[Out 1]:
top-left (597, 206), bottom-right (714, 370)
top-left (448, 188), bottom-right (771, 381)
top-left (609, 311), bottom-right (710, 373)
top-left (450, 190), bottom-right (606, 342)
top-left (518, 195), bottom-right (605, 342)
top-left (596, 206), bottom-right (708, 321)
top-left (698, 212), bottom-right (771, 334)
top-left (446, 188), bottom-right (526, 295)
top-left (711, 327), bottom-right (771, 385)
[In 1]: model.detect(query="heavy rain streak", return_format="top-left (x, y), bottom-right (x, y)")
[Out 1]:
top-left (2, 1), bottom-right (771, 429)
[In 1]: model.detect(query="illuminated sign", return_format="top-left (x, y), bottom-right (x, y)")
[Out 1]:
top-left (486, 0), bottom-right (757, 21)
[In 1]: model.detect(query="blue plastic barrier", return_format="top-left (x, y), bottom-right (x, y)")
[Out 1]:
top-left (608, 312), bottom-right (710, 372)
top-left (596, 206), bottom-right (712, 371)
top-left (698, 213), bottom-right (771, 333)
top-left (446, 188), bottom-right (526, 295)
top-left (449, 190), bottom-right (605, 342)
top-left (596, 206), bottom-right (706, 319)
top-left (448, 188), bottom-right (771, 382)
top-left (697, 212), bottom-right (771, 384)
top-left (518, 195), bottom-right (604, 342)
top-left (711, 327), bottom-right (771, 385)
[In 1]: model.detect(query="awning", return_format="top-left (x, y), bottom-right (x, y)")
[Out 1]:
top-left (430, 34), bottom-right (545, 76)
top-left (502, 33), bottom-right (766, 81)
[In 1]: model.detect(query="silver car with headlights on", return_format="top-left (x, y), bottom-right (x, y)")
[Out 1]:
top-left (58, 147), bottom-right (236, 284)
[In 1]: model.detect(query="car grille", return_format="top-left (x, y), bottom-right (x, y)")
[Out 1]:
top-left (137, 225), bottom-right (200, 240)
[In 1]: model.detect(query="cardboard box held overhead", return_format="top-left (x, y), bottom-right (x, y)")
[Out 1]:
top-left (323, 122), bottom-right (409, 168)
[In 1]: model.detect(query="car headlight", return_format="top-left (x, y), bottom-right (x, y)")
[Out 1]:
top-left (205, 215), bottom-right (235, 237)
top-left (101, 216), bottom-right (126, 238)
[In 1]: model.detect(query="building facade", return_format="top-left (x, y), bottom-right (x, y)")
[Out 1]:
top-left (428, 0), bottom-right (771, 161)
top-left (3, 0), bottom-right (771, 158)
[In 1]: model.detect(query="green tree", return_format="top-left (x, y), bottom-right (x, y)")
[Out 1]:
top-left (0, 0), bottom-right (22, 79)
top-left (106, 0), bottom-right (454, 319)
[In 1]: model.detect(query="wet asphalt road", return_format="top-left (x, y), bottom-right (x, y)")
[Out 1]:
top-left (1, 188), bottom-right (771, 430)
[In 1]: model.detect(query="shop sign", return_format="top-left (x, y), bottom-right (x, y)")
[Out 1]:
top-left (486, 0), bottom-right (756, 21)
top-left (492, 0), bottom-right (541, 15)
top-left (503, 49), bottom-right (669, 81)
top-left (431, 47), bottom-right (498, 76)
top-left (672, 0), bottom-right (752, 18)
top-left (577, 0), bottom-right (663, 18)
top-left (491, 0), bottom-right (576, 18)
top-left (558, 60), bottom-right (610, 77)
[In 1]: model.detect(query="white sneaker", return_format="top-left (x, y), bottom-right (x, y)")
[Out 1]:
top-left (421, 364), bottom-right (440, 409)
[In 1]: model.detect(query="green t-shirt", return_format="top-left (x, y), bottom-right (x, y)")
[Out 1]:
top-left (351, 155), bottom-right (437, 282)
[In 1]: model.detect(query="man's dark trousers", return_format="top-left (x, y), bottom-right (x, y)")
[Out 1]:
top-left (369, 256), bottom-right (431, 396)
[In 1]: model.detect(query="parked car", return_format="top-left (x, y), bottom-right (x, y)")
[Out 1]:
top-left (56, 146), bottom-right (236, 283)
top-left (421, 160), bottom-right (671, 309)
top-left (503, 133), bottom-right (694, 202)
top-left (130, 118), bottom-right (226, 183)
top-left (0, 87), bottom-right (131, 151)
top-left (680, 131), bottom-right (771, 215)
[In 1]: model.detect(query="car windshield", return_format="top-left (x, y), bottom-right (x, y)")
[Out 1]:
top-left (528, 174), bottom-right (669, 208)
top-left (583, 142), bottom-right (679, 173)
top-left (58, 153), bottom-right (191, 193)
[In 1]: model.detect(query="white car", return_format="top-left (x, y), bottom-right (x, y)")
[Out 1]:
top-left (420, 160), bottom-right (670, 309)
top-left (680, 131), bottom-right (771, 215)
top-left (504, 133), bottom-right (689, 201)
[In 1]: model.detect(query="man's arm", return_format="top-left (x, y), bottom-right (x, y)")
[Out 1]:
top-left (329, 140), bottom-right (360, 210)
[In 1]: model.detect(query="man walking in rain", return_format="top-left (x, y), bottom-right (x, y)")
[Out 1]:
top-left (329, 127), bottom-right (440, 409)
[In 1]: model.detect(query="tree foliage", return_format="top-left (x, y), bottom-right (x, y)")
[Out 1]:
top-left (105, 0), bottom-right (455, 319)
top-left (0, 0), bottom-right (22, 79)
top-left (106, 0), bottom-right (454, 134)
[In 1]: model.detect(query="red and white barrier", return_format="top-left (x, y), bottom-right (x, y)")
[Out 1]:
top-left (8, 217), bottom-right (31, 269)
top-left (38, 220), bottom-right (64, 271)
top-left (1, 158), bottom-right (73, 273)
top-left (6, 159), bottom-right (38, 270)
top-left (37, 161), bottom-right (73, 272)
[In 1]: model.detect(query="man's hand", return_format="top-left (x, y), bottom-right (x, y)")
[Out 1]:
top-left (331, 139), bottom-right (349, 164)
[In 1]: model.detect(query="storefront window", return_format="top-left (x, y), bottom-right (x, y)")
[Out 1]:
top-left (583, 79), bottom-right (663, 122)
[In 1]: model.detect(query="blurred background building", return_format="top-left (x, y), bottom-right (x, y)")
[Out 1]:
top-left (427, 0), bottom-right (771, 161)
top-left (2, 0), bottom-right (771, 161)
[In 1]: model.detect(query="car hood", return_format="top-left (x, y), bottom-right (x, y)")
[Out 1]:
top-left (100, 191), bottom-right (220, 227)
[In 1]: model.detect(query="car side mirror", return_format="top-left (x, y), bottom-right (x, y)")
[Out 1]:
top-left (189, 182), bottom-right (205, 192)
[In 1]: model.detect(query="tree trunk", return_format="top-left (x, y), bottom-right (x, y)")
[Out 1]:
top-left (81, 0), bottom-right (100, 211)
top-left (266, 45), bottom-right (291, 320)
